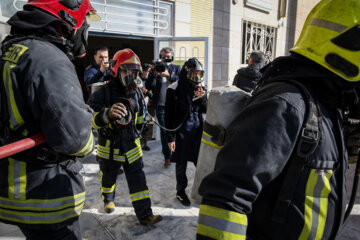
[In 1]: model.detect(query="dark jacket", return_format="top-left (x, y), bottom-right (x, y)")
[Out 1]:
top-left (145, 63), bottom-right (181, 108)
top-left (84, 64), bottom-right (110, 89)
top-left (88, 81), bottom-right (145, 163)
top-left (197, 54), bottom-right (350, 240)
top-left (232, 63), bottom-right (263, 93)
top-left (0, 36), bottom-right (94, 228)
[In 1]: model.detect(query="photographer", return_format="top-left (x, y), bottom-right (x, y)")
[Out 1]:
top-left (146, 47), bottom-right (181, 168)
top-left (87, 49), bottom-right (162, 225)
top-left (84, 46), bottom-right (110, 90)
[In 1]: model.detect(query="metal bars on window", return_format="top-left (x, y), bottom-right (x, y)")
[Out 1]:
top-left (89, 0), bottom-right (173, 36)
top-left (241, 20), bottom-right (277, 64)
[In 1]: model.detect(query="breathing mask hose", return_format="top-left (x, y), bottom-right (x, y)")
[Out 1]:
top-left (344, 152), bottom-right (360, 221)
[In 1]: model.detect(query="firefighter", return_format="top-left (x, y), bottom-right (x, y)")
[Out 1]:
top-left (0, 0), bottom-right (98, 239)
top-left (165, 58), bottom-right (207, 206)
top-left (87, 48), bottom-right (163, 225)
top-left (197, 0), bottom-right (360, 239)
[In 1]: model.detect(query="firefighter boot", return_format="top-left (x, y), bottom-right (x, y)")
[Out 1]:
top-left (139, 214), bottom-right (163, 225)
top-left (104, 202), bottom-right (115, 213)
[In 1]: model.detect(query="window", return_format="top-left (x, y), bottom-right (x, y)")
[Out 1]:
top-left (241, 20), bottom-right (276, 64)
top-left (90, 0), bottom-right (174, 37)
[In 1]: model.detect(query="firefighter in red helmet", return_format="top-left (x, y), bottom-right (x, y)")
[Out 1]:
top-left (0, 0), bottom-right (99, 239)
top-left (88, 48), bottom-right (163, 225)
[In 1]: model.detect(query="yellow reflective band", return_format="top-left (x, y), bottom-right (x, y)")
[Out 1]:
top-left (70, 131), bottom-right (94, 156)
top-left (3, 62), bottom-right (25, 130)
top-left (299, 169), bottom-right (333, 240)
top-left (101, 184), bottom-right (116, 194)
top-left (130, 190), bottom-right (149, 202)
top-left (199, 205), bottom-right (247, 227)
top-left (92, 112), bottom-right (102, 129)
top-left (315, 170), bottom-right (332, 239)
top-left (201, 131), bottom-right (223, 149)
top-left (3, 44), bottom-right (29, 64)
top-left (97, 145), bottom-right (120, 155)
top-left (137, 114), bottom-right (144, 124)
top-left (8, 158), bottom-right (15, 200)
top-left (0, 201), bottom-right (84, 225)
top-left (197, 223), bottom-right (246, 240)
top-left (7, 158), bottom-right (26, 200)
top-left (19, 160), bottom-right (26, 200)
top-left (128, 151), bottom-right (142, 164)
top-left (0, 192), bottom-right (85, 211)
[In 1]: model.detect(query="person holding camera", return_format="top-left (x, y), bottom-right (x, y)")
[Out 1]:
top-left (146, 47), bottom-right (181, 168)
top-left (84, 46), bottom-right (110, 90)
top-left (87, 49), bottom-right (162, 225)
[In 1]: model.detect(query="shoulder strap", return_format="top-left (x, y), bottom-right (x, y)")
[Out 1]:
top-left (271, 79), bottom-right (322, 224)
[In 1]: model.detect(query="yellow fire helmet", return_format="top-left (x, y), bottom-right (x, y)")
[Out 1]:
top-left (290, 0), bottom-right (360, 82)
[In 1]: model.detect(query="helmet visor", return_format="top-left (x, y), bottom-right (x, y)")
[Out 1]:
top-left (188, 70), bottom-right (204, 83)
top-left (119, 68), bottom-right (139, 87)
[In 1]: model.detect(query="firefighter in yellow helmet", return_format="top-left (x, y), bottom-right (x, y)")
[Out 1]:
top-left (87, 48), bottom-right (163, 225)
top-left (0, 0), bottom-right (99, 239)
top-left (197, 0), bottom-right (360, 239)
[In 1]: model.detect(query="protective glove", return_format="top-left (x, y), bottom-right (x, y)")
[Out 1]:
top-left (108, 103), bottom-right (128, 120)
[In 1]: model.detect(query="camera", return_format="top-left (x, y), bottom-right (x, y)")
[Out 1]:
top-left (153, 59), bottom-right (166, 73)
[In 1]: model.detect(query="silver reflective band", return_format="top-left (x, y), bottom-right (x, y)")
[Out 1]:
top-left (309, 18), bottom-right (347, 33)
top-left (198, 214), bottom-right (247, 235)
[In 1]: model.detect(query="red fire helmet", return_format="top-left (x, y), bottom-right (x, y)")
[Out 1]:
top-left (26, 0), bottom-right (99, 30)
top-left (110, 48), bottom-right (142, 78)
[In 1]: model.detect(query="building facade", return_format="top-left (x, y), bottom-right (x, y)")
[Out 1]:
top-left (0, 0), bottom-right (319, 89)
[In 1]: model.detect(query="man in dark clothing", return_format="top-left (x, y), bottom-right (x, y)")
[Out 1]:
top-left (232, 50), bottom-right (265, 93)
top-left (197, 1), bottom-right (360, 239)
top-left (0, 1), bottom-right (98, 239)
top-left (165, 58), bottom-right (207, 206)
top-left (146, 47), bottom-right (181, 168)
top-left (84, 45), bottom-right (110, 90)
top-left (88, 48), bottom-right (162, 225)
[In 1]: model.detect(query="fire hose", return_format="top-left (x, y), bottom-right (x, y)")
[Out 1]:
top-left (0, 133), bottom-right (45, 159)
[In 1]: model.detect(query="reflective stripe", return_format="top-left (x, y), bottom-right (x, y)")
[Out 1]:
top-left (0, 192), bottom-right (85, 211)
top-left (127, 150), bottom-right (143, 164)
top-left (130, 190), bottom-right (149, 202)
top-left (8, 158), bottom-right (26, 200)
top-left (299, 169), bottom-right (333, 240)
top-left (0, 202), bottom-right (84, 224)
top-left (201, 131), bottom-right (223, 149)
top-left (97, 145), bottom-right (120, 155)
top-left (309, 18), bottom-right (347, 33)
top-left (100, 171), bottom-right (116, 194)
top-left (197, 204), bottom-right (247, 240)
top-left (137, 114), bottom-right (144, 124)
top-left (70, 131), bottom-right (94, 156)
top-left (3, 62), bottom-right (25, 130)
top-left (92, 112), bottom-right (102, 129)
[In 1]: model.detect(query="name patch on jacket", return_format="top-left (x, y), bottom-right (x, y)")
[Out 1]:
top-left (3, 44), bottom-right (29, 64)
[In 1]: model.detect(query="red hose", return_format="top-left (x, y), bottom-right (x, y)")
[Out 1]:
top-left (0, 133), bottom-right (45, 159)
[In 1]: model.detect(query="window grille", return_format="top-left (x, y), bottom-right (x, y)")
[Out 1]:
top-left (241, 20), bottom-right (276, 64)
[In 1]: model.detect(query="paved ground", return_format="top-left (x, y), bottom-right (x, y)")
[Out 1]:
top-left (0, 139), bottom-right (359, 239)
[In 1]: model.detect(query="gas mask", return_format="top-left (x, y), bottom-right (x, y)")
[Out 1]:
top-left (118, 68), bottom-right (139, 89)
top-left (187, 70), bottom-right (204, 89)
